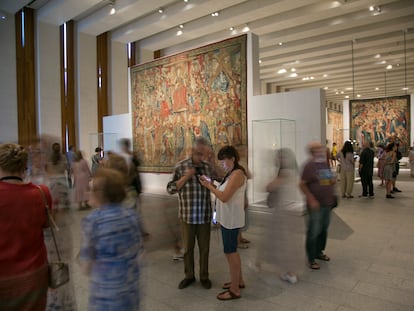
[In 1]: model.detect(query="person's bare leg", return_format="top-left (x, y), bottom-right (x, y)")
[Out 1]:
top-left (226, 252), bottom-right (244, 295)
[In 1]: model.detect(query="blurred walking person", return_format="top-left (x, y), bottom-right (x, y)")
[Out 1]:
top-left (79, 168), bottom-right (141, 310)
top-left (0, 143), bottom-right (52, 310)
top-left (263, 148), bottom-right (305, 284)
top-left (72, 150), bottom-right (92, 210)
top-left (358, 141), bottom-right (375, 198)
top-left (300, 142), bottom-right (337, 270)
top-left (337, 141), bottom-right (355, 198)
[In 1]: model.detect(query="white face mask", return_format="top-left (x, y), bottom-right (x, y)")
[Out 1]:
top-left (313, 148), bottom-right (326, 163)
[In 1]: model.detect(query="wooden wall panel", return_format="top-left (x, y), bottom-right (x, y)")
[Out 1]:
top-left (128, 42), bottom-right (136, 67)
top-left (60, 21), bottom-right (76, 152)
top-left (97, 32), bottom-right (109, 133)
top-left (15, 8), bottom-right (36, 146)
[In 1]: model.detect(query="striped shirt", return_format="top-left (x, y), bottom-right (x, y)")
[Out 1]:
top-left (167, 158), bottom-right (214, 224)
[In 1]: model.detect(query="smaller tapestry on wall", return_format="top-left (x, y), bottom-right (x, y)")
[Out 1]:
top-left (130, 35), bottom-right (247, 172)
top-left (350, 95), bottom-right (410, 155)
top-left (327, 109), bottom-right (344, 147)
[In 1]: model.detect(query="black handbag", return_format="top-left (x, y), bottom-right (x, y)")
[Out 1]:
top-left (36, 186), bottom-right (70, 289)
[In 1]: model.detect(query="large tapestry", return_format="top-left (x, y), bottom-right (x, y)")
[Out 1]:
top-left (327, 109), bottom-right (344, 146)
top-left (350, 96), bottom-right (410, 154)
top-left (131, 35), bottom-right (247, 172)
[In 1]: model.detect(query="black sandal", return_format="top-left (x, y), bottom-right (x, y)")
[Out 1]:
top-left (309, 262), bottom-right (320, 270)
top-left (217, 290), bottom-right (241, 300)
top-left (222, 282), bottom-right (245, 289)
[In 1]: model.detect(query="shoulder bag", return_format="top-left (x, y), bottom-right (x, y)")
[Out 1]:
top-left (36, 185), bottom-right (70, 289)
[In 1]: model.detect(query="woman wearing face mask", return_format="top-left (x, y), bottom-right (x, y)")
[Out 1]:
top-left (199, 145), bottom-right (247, 300)
top-left (337, 141), bottom-right (355, 198)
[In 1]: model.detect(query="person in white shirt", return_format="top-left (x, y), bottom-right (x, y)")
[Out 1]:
top-left (199, 145), bottom-right (247, 300)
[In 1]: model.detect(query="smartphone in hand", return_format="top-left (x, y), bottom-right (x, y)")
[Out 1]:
top-left (200, 175), bottom-right (211, 183)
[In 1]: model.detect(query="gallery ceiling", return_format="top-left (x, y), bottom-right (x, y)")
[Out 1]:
top-left (1, 0), bottom-right (414, 105)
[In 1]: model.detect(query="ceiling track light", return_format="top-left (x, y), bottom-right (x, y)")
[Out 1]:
top-left (211, 12), bottom-right (219, 17)
top-left (109, 0), bottom-right (116, 15)
top-left (158, 8), bottom-right (164, 14)
top-left (0, 10), bottom-right (7, 20)
top-left (369, 5), bottom-right (381, 13)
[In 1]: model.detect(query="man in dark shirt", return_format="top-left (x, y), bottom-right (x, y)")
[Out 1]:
top-left (359, 141), bottom-right (375, 198)
top-left (299, 142), bottom-right (336, 270)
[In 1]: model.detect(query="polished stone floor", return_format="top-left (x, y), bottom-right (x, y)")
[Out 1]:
top-left (68, 170), bottom-right (414, 311)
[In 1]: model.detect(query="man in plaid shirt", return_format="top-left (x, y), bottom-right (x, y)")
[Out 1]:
top-left (167, 137), bottom-right (218, 290)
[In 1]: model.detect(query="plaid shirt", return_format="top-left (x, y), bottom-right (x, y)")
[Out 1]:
top-left (167, 158), bottom-right (214, 224)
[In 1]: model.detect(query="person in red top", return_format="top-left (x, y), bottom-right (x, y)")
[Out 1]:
top-left (0, 143), bottom-right (52, 310)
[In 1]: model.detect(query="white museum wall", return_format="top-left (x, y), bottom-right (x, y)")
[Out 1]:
top-left (247, 89), bottom-right (326, 204)
top-left (0, 15), bottom-right (18, 143)
top-left (77, 32), bottom-right (98, 160)
top-left (102, 113), bottom-right (132, 152)
top-left (37, 21), bottom-right (61, 137)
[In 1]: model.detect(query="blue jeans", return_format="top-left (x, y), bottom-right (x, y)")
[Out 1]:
top-left (306, 205), bottom-right (331, 263)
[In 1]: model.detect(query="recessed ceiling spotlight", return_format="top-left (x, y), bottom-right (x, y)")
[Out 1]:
top-left (179, 24), bottom-right (184, 29)
top-left (369, 5), bottom-right (381, 13)
top-left (211, 12), bottom-right (219, 17)
top-left (0, 11), bottom-right (7, 20)
top-left (323, 74), bottom-right (328, 78)
top-left (158, 8), bottom-right (164, 13)
top-left (278, 42), bottom-right (283, 46)
top-left (277, 68), bottom-right (287, 74)
top-left (259, 59), bottom-right (262, 64)
top-left (335, 91), bottom-right (339, 95)
top-left (386, 64), bottom-right (392, 70)
top-left (109, 0), bottom-right (116, 15)
top-left (242, 24), bottom-right (250, 32)
top-left (324, 86), bottom-right (329, 90)
top-left (357, 94), bottom-right (361, 98)
top-left (291, 68), bottom-right (296, 72)
top-left (176, 30), bottom-right (183, 36)
top-left (289, 73), bottom-right (298, 78)
top-left (375, 87), bottom-right (379, 91)
top-left (229, 26), bottom-right (234, 31)
top-left (184, 0), bottom-right (189, 2)
top-left (402, 87), bottom-right (409, 91)
top-left (345, 95), bottom-right (350, 99)
top-left (310, 76), bottom-right (314, 80)
top-left (374, 53), bottom-right (381, 58)
top-left (340, 91), bottom-right (344, 94)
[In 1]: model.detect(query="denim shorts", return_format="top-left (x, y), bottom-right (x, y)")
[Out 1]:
top-left (221, 226), bottom-right (239, 253)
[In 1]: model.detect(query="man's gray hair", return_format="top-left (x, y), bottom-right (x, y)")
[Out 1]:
top-left (193, 136), bottom-right (210, 148)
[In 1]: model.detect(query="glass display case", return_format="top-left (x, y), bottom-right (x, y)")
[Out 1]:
top-left (251, 119), bottom-right (297, 207)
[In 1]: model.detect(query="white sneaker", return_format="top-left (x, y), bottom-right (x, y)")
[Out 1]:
top-left (172, 252), bottom-right (184, 261)
top-left (280, 273), bottom-right (298, 284)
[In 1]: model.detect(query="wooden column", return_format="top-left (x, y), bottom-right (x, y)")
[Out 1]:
top-left (60, 21), bottom-right (76, 152)
top-left (15, 8), bottom-right (36, 146)
top-left (96, 32), bottom-right (109, 133)
top-left (128, 42), bottom-right (136, 67)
